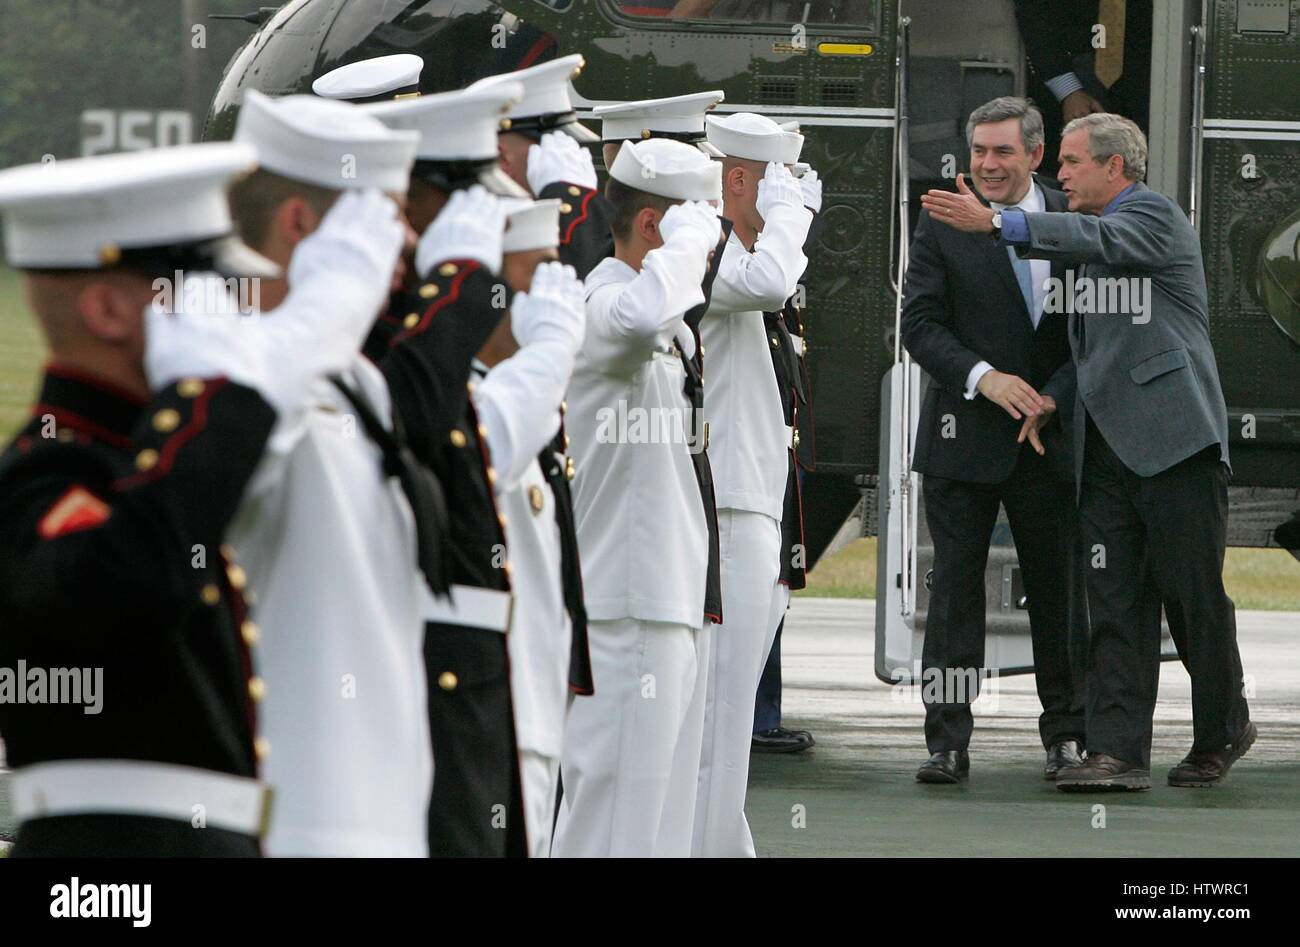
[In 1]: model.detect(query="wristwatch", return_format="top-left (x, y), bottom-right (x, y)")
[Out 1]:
top-left (990, 210), bottom-right (1003, 238)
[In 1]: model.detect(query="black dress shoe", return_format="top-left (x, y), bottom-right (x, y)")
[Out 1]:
top-left (752, 727), bottom-right (815, 754)
top-left (916, 750), bottom-right (970, 784)
top-left (1055, 753), bottom-right (1150, 792)
top-left (1044, 740), bottom-right (1085, 780)
top-left (1168, 721), bottom-right (1257, 788)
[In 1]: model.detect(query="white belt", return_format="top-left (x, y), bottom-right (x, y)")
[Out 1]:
top-left (420, 583), bottom-right (514, 633)
top-left (788, 333), bottom-right (806, 358)
top-left (8, 760), bottom-right (271, 837)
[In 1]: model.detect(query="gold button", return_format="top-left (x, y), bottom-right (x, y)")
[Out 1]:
top-left (403, 313), bottom-right (419, 329)
top-left (438, 671), bottom-right (458, 691)
top-left (565, 457), bottom-right (576, 481)
top-left (497, 513), bottom-right (508, 530)
top-left (248, 677), bottom-right (266, 701)
top-left (564, 434), bottom-right (571, 450)
top-left (801, 338), bottom-right (808, 356)
top-left (177, 378), bottom-right (205, 398)
top-left (449, 429), bottom-right (468, 448)
top-left (56, 428), bottom-right (75, 443)
top-left (152, 408), bottom-right (181, 433)
top-left (99, 244), bottom-right (121, 266)
top-left (486, 466), bottom-right (498, 487)
top-left (476, 423), bottom-right (488, 440)
top-left (134, 448), bottom-right (159, 471)
top-left (568, 185), bottom-right (581, 197)
top-left (560, 401), bottom-right (568, 415)
top-left (241, 619), bottom-right (260, 646)
top-left (418, 283), bottom-right (439, 299)
top-left (220, 543), bottom-right (236, 560)
top-left (700, 345), bottom-right (706, 358)
top-left (438, 263), bottom-right (459, 278)
top-left (227, 563), bottom-right (248, 591)
top-left (201, 583), bottom-right (221, 606)
top-left (499, 118), bottom-right (513, 132)
top-left (529, 485), bottom-right (545, 514)
top-left (503, 561), bottom-right (513, 581)
top-left (560, 203), bottom-right (573, 215)
top-left (770, 336), bottom-right (780, 349)
top-left (641, 129), bottom-right (652, 140)
top-left (466, 380), bottom-right (477, 394)
top-left (254, 736), bottom-right (271, 760)
top-left (793, 430), bottom-right (801, 449)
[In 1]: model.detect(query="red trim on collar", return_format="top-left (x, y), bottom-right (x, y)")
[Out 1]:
top-left (112, 377), bottom-right (228, 490)
top-left (31, 404), bottom-right (133, 450)
top-left (561, 189), bottom-right (596, 246)
top-left (394, 261), bottom-right (479, 344)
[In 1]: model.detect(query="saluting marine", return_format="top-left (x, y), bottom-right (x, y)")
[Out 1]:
top-left (553, 138), bottom-right (721, 858)
top-left (470, 199), bottom-right (587, 858)
top-left (222, 90), bottom-right (447, 856)
top-left (693, 112), bottom-right (816, 858)
top-left (0, 143), bottom-right (390, 856)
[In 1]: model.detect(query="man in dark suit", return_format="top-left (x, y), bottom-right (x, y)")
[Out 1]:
top-left (901, 97), bottom-right (1085, 785)
top-left (923, 112), bottom-right (1254, 791)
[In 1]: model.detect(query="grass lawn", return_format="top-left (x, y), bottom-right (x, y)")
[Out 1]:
top-left (1, 265), bottom-right (1297, 610)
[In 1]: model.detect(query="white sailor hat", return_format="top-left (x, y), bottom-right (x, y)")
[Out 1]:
top-left (235, 90), bottom-right (419, 194)
top-left (0, 142), bottom-right (278, 278)
top-left (595, 91), bottom-right (726, 157)
top-left (312, 54), bottom-right (424, 104)
top-left (470, 54), bottom-right (599, 143)
top-left (777, 121), bottom-right (806, 164)
top-left (501, 198), bottom-right (561, 254)
top-left (609, 139), bottom-right (722, 203)
top-left (705, 111), bottom-right (791, 164)
top-left (366, 83), bottom-right (529, 197)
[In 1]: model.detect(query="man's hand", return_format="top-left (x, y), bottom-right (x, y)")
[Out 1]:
top-left (1061, 89), bottom-right (1104, 123)
top-left (509, 261), bottom-right (586, 355)
top-left (659, 199), bottom-right (723, 257)
top-left (415, 185), bottom-right (507, 277)
top-left (1018, 394), bottom-right (1057, 455)
top-left (920, 173), bottom-right (995, 233)
top-left (798, 168), bottom-right (823, 214)
top-left (976, 369), bottom-right (1046, 421)
top-left (756, 162), bottom-right (805, 222)
top-left (526, 130), bottom-right (598, 195)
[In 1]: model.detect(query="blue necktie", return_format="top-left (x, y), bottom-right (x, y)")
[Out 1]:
top-left (1007, 246), bottom-right (1037, 327)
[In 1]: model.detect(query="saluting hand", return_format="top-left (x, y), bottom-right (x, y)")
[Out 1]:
top-left (1018, 394), bottom-right (1057, 456)
top-left (416, 185), bottom-right (507, 277)
top-left (510, 261), bottom-right (586, 355)
top-left (527, 131), bottom-right (598, 196)
top-left (920, 173), bottom-right (996, 234)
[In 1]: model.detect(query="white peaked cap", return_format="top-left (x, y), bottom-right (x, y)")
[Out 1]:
top-left (501, 198), bottom-right (561, 254)
top-left (609, 138), bottom-right (722, 203)
top-left (365, 82), bottom-right (524, 162)
top-left (235, 90), bottom-right (419, 193)
top-left (470, 54), bottom-right (598, 142)
top-left (777, 121), bottom-right (806, 164)
top-left (312, 54), bottom-right (424, 102)
top-left (0, 142), bottom-right (276, 275)
top-left (595, 91), bottom-right (726, 157)
top-left (705, 111), bottom-right (791, 163)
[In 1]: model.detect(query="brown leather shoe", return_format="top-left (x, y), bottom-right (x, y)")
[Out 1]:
top-left (1168, 721), bottom-right (1257, 788)
top-left (1055, 753), bottom-right (1151, 792)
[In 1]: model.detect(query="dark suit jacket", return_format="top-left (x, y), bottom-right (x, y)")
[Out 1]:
top-left (901, 180), bottom-right (1074, 485)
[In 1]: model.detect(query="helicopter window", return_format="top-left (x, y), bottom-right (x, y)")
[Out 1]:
top-left (613, 0), bottom-right (874, 24)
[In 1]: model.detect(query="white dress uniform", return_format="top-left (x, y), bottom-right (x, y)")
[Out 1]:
top-left (552, 140), bottom-right (722, 857)
top-left (464, 199), bottom-right (583, 858)
top-left (224, 92), bottom-right (433, 856)
top-left (693, 113), bottom-right (813, 858)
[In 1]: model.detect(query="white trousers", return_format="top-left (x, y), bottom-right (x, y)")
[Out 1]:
top-left (552, 618), bottom-right (706, 858)
top-left (693, 508), bottom-right (782, 858)
top-left (520, 750), bottom-right (560, 858)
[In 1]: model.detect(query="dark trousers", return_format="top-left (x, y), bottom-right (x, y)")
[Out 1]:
top-left (12, 814), bottom-right (260, 857)
top-left (1078, 415), bottom-right (1249, 767)
top-left (424, 622), bottom-right (527, 858)
top-left (753, 620), bottom-right (783, 733)
top-left (921, 444), bottom-right (1085, 753)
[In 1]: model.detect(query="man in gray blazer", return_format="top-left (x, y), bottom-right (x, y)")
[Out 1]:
top-left (921, 113), bottom-right (1254, 791)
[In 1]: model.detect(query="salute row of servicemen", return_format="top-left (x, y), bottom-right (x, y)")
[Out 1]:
top-left (0, 51), bottom-right (821, 857)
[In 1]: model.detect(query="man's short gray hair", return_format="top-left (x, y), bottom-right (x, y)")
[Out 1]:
top-left (965, 96), bottom-right (1045, 154)
top-left (1063, 113), bottom-right (1148, 181)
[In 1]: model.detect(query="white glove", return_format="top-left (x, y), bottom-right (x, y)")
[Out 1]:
top-left (509, 261), bottom-right (586, 354)
top-left (756, 162), bottom-right (805, 222)
top-left (526, 130), bottom-right (598, 195)
top-left (286, 188), bottom-right (406, 349)
top-left (799, 168), bottom-right (823, 214)
top-left (143, 274), bottom-right (266, 395)
top-left (416, 185), bottom-right (507, 277)
top-left (658, 200), bottom-right (723, 258)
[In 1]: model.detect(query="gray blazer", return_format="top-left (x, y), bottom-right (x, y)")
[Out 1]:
top-left (1015, 182), bottom-right (1229, 485)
